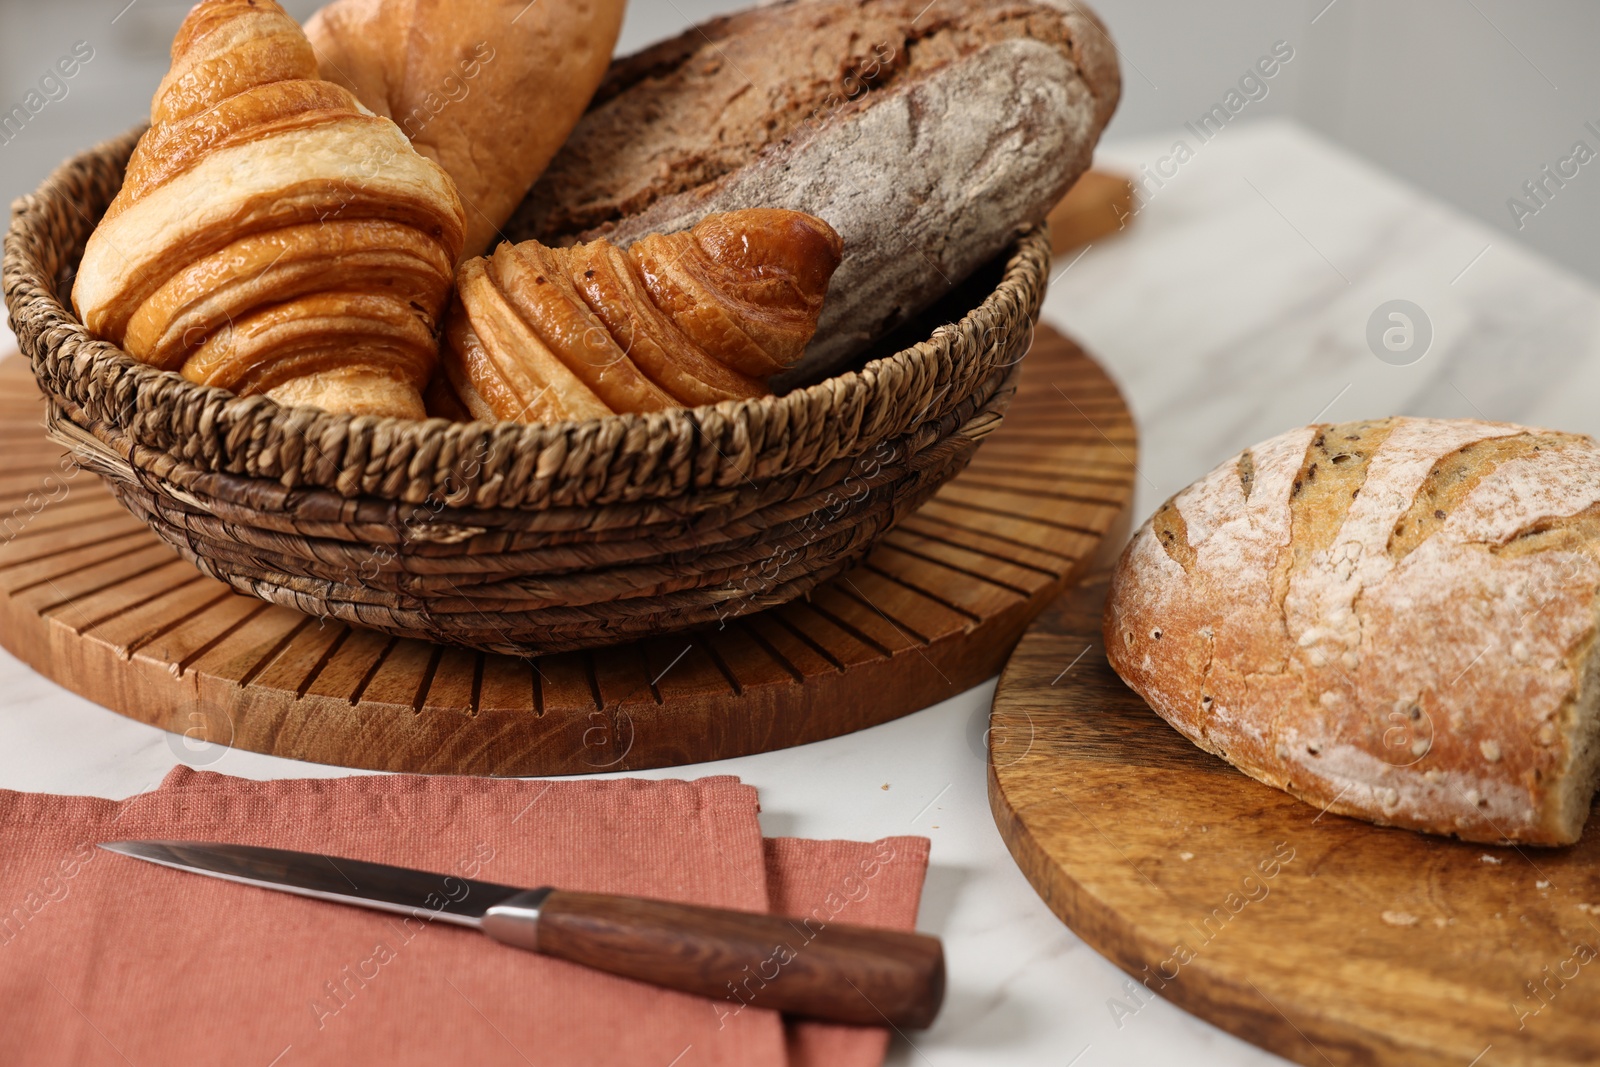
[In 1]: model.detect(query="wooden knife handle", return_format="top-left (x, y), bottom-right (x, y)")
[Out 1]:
top-left (481, 889), bottom-right (945, 1028)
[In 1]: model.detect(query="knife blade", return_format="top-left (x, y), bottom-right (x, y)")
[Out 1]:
top-left (100, 840), bottom-right (945, 1029)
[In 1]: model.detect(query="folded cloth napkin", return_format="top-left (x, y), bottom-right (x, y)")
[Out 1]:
top-left (0, 768), bottom-right (931, 1067)
top-left (770, 836), bottom-right (933, 1067)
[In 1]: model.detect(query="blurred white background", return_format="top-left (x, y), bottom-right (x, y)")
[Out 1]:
top-left (3, 0), bottom-right (1597, 287)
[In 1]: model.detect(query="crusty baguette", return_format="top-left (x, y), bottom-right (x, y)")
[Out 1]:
top-left (1105, 417), bottom-right (1600, 846)
top-left (507, 0), bottom-right (1120, 384)
top-left (306, 0), bottom-right (625, 259)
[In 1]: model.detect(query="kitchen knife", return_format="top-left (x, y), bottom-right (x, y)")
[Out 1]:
top-left (100, 840), bottom-right (944, 1029)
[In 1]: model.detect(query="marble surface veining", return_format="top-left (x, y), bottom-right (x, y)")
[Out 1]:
top-left (3, 118), bottom-right (1598, 1065)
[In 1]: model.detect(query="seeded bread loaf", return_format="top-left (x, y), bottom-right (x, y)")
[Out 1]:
top-left (1105, 417), bottom-right (1600, 846)
top-left (506, 0), bottom-right (1120, 384)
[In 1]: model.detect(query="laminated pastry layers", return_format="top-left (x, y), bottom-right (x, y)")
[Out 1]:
top-left (73, 0), bottom-right (465, 419)
top-left (443, 209), bottom-right (843, 423)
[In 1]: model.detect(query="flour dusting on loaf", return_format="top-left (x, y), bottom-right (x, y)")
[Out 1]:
top-left (508, 0), bottom-right (1120, 384)
top-left (1105, 417), bottom-right (1600, 845)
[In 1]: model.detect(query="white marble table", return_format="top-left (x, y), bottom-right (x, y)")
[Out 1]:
top-left (3, 118), bottom-right (1598, 1066)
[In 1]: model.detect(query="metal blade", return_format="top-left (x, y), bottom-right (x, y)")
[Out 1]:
top-left (100, 841), bottom-right (526, 928)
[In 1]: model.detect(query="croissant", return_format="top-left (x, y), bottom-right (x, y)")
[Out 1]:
top-left (72, 0), bottom-right (466, 420)
top-left (440, 209), bottom-right (844, 423)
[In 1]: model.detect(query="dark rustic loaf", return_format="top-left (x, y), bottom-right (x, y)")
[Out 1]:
top-left (1105, 417), bottom-right (1600, 846)
top-left (506, 0), bottom-right (1120, 383)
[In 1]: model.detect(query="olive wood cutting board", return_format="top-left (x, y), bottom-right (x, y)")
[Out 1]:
top-left (989, 570), bottom-right (1600, 1067)
top-left (0, 324), bottom-right (1135, 775)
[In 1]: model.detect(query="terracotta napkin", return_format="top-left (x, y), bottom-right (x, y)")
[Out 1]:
top-left (770, 836), bottom-right (933, 1067)
top-left (0, 768), bottom-right (930, 1067)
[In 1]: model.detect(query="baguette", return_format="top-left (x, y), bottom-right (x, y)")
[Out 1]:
top-left (1105, 417), bottom-right (1600, 846)
top-left (507, 0), bottom-right (1120, 384)
top-left (306, 0), bottom-right (626, 260)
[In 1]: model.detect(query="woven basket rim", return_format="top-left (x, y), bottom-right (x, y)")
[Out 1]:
top-left (4, 126), bottom-right (1049, 508)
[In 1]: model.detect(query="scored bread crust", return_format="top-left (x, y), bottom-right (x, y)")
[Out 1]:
top-left (506, 0), bottom-right (1120, 385)
top-left (1104, 417), bottom-right (1600, 846)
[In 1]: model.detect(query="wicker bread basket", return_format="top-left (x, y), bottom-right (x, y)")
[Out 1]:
top-left (3, 129), bottom-right (1048, 656)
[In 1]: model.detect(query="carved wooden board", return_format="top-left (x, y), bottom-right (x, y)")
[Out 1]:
top-left (0, 326), bottom-right (1134, 775)
top-left (990, 571), bottom-right (1600, 1067)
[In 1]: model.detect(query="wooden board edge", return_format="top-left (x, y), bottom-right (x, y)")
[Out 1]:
top-left (985, 578), bottom-right (1480, 1067)
top-left (1, 550), bottom-right (1110, 776)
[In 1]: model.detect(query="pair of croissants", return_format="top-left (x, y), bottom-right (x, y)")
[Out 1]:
top-left (72, 0), bottom-right (843, 422)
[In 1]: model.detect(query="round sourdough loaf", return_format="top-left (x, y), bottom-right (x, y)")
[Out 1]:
top-left (1105, 417), bottom-right (1600, 846)
top-left (506, 0), bottom-right (1120, 385)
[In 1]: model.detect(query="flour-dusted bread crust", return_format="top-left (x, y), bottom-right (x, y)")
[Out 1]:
top-left (1105, 418), bottom-right (1600, 846)
top-left (507, 0), bottom-right (1120, 385)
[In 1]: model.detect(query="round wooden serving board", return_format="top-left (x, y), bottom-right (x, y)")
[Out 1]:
top-left (0, 325), bottom-right (1135, 775)
top-left (990, 571), bottom-right (1600, 1067)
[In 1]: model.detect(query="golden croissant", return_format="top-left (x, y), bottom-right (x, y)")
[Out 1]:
top-left (72, 0), bottom-right (466, 420)
top-left (440, 209), bottom-right (844, 424)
